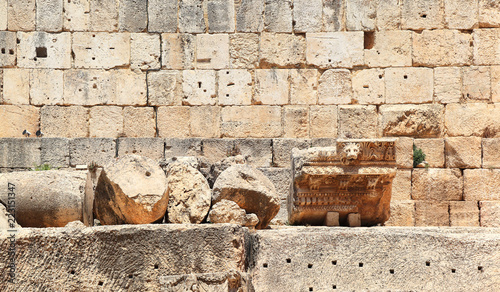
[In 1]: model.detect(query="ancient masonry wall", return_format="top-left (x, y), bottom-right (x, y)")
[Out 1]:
top-left (1, 0), bottom-right (500, 227)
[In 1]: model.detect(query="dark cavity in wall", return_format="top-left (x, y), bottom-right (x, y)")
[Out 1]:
top-left (364, 32), bottom-right (375, 50)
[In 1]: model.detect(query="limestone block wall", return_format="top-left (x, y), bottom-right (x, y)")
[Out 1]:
top-left (1, 0), bottom-right (500, 227)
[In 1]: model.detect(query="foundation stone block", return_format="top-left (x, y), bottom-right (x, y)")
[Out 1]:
top-left (479, 0), bottom-right (500, 27)
top-left (384, 201), bottom-right (415, 226)
top-left (119, 0), bottom-right (147, 32)
top-left (221, 106), bottom-right (283, 138)
top-left (182, 70), bottom-right (217, 105)
top-left (412, 168), bottom-right (463, 201)
top-left (235, 0), bottom-right (264, 32)
top-left (196, 34), bottom-right (229, 69)
top-left (254, 69), bottom-right (289, 105)
top-left (161, 34), bottom-right (195, 70)
top-left (63, 0), bottom-right (90, 31)
top-left (229, 33), bottom-right (259, 69)
top-left (63, 70), bottom-right (115, 106)
top-left (30, 69), bottom-right (64, 106)
top-left (2, 69), bottom-right (30, 105)
top-left (392, 169), bottom-right (412, 201)
top-left (464, 169), bottom-right (500, 201)
top-left (165, 138), bottom-right (202, 159)
top-left (89, 106), bottom-right (123, 138)
top-left (413, 30), bottom-right (472, 66)
top-left (131, 33), bottom-right (161, 70)
top-left (310, 106), bottom-right (338, 138)
top-left (318, 69), bottom-right (352, 105)
top-left (123, 107), bottom-right (156, 138)
top-left (434, 67), bottom-right (462, 104)
top-left (17, 32), bottom-right (71, 69)
top-left (352, 69), bottom-right (384, 104)
top-left (480, 201), bottom-right (500, 227)
top-left (0, 106), bottom-right (39, 138)
top-left (0, 0), bottom-right (6, 30)
top-left (322, 0), bottom-right (344, 31)
top-left (40, 138), bottom-right (70, 168)
top-left (483, 138), bottom-right (500, 168)
top-left (380, 104), bottom-right (444, 138)
top-left (207, 0), bottom-right (235, 33)
top-left (283, 106), bottom-right (309, 138)
top-left (69, 138), bottom-right (116, 166)
top-left (189, 106), bottom-right (220, 138)
top-left (234, 138), bottom-right (272, 168)
top-left (157, 106), bottom-right (190, 138)
top-left (179, 0), bottom-right (205, 33)
top-left (7, 0), bottom-right (36, 31)
top-left (89, 0), bottom-right (119, 31)
top-left (462, 66), bottom-right (491, 101)
top-left (217, 69), bottom-right (252, 105)
top-left (293, 0), bottom-right (322, 32)
top-left (385, 68), bottom-right (433, 104)
top-left (450, 201), bottom-right (479, 227)
top-left (338, 105), bottom-right (377, 139)
top-left (117, 138), bottom-right (164, 161)
top-left (396, 137), bottom-right (414, 169)
top-left (41, 106), bottom-right (89, 138)
top-left (365, 31), bottom-right (411, 68)
top-left (445, 137), bottom-right (482, 168)
top-left (445, 103), bottom-right (500, 137)
top-left (444, 0), bottom-right (478, 29)
top-left (0, 31), bottom-right (16, 67)
top-left (473, 29), bottom-right (500, 65)
top-left (415, 201), bottom-right (449, 226)
top-left (148, 71), bottom-right (181, 106)
top-left (264, 0), bottom-right (292, 33)
top-left (73, 32), bottom-right (130, 69)
top-left (401, 0), bottom-right (444, 30)
top-left (0, 138), bottom-right (41, 167)
top-left (290, 69), bottom-right (318, 105)
top-left (259, 33), bottom-right (306, 67)
top-left (413, 139), bottom-right (444, 168)
top-left (346, 0), bottom-right (376, 31)
top-left (36, 0), bottom-right (63, 32)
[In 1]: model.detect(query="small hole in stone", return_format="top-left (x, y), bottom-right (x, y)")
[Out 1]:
top-left (145, 171), bottom-right (151, 177)
top-left (17, 39), bottom-right (20, 44)
top-left (198, 82), bottom-right (202, 88)
top-left (34, 57), bottom-right (37, 61)
top-left (403, 75), bottom-right (408, 79)
top-left (421, 14), bottom-right (427, 18)
top-left (92, 34), bottom-right (96, 37)
top-left (92, 57), bottom-right (95, 60)
top-left (203, 89), bottom-right (207, 92)
top-left (359, 263), bottom-right (363, 267)
top-left (390, 269), bottom-right (394, 274)
top-left (308, 264), bottom-right (313, 269)
top-left (426, 261), bottom-right (431, 266)
top-left (36, 47), bottom-right (47, 58)
top-left (128, 274), bottom-right (133, 278)
top-left (333, 285), bottom-right (336, 289)
top-left (9, 49), bottom-right (14, 55)
top-left (309, 288), bottom-right (313, 292)
top-left (226, 94), bottom-right (229, 97)
top-left (70, 270), bottom-right (75, 275)
top-left (1, 48), bottom-right (5, 54)
top-left (226, 71), bottom-right (229, 74)
top-left (478, 266), bottom-right (483, 271)
top-left (451, 269), bottom-right (456, 273)
top-left (93, 84), bottom-right (97, 89)
top-left (363, 85), bottom-right (369, 88)
top-left (154, 264), bottom-right (159, 269)
top-left (379, 75), bottom-right (383, 79)
top-left (263, 263), bottom-right (268, 268)
top-left (292, 20), bottom-right (296, 26)
top-left (328, 59), bottom-right (332, 62)
top-left (286, 259), bottom-right (291, 263)
top-left (98, 281), bottom-right (103, 286)
top-left (332, 260), bottom-right (337, 265)
top-left (364, 31), bottom-right (375, 50)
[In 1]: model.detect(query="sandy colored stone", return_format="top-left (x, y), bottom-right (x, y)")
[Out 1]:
top-left (445, 137), bottom-right (482, 168)
top-left (322, 0), bottom-right (344, 31)
top-left (2, 69), bottom-right (30, 105)
top-left (318, 69), bottom-right (352, 105)
top-left (365, 31), bottom-right (412, 68)
top-left (415, 201), bottom-right (449, 227)
top-left (310, 105), bottom-right (337, 138)
top-left (264, 0), bottom-right (292, 32)
top-left (147, 0), bottom-right (177, 32)
top-left (0, 31), bottom-right (16, 67)
top-left (0, 0), bottom-right (6, 30)
top-left (113, 70), bottom-right (147, 106)
top-left (254, 69), bottom-right (289, 105)
top-left (384, 201), bottom-right (415, 226)
top-left (179, 0), bottom-right (205, 33)
top-left (380, 104), bottom-right (444, 138)
top-left (338, 105), bottom-right (377, 139)
top-left (36, 0), bottom-right (63, 32)
top-left (196, 34), bottom-right (229, 69)
top-left (395, 137), bottom-right (413, 169)
top-left (157, 106), bottom-right (190, 138)
top-left (385, 67), bottom-right (433, 104)
top-left (473, 29), bottom-right (500, 65)
top-left (450, 201), bottom-right (479, 227)
top-left (401, 0), bottom-right (444, 30)
top-left (189, 106), bottom-right (221, 138)
top-left (89, 0), bottom-right (118, 31)
top-left (63, 70), bottom-right (115, 106)
top-left (259, 33), bottom-right (305, 67)
top-left (69, 138), bottom-right (116, 166)
top-left (41, 106), bottom-right (89, 138)
top-left (63, 0), bottom-right (90, 31)
top-left (117, 138), bottom-right (164, 161)
top-left (7, 0), bottom-right (35, 31)
top-left (445, 0), bottom-right (478, 29)
top-left (30, 69), bottom-right (64, 106)
top-left (290, 69), bottom-right (318, 105)
top-left (483, 138), bottom-right (500, 168)
top-left (89, 106), bottom-right (123, 138)
top-left (40, 138), bottom-right (70, 168)
top-left (131, 33), bottom-right (160, 70)
top-left (293, 0), bottom-right (321, 32)
top-left (412, 168), bottom-right (462, 201)
top-left (212, 164), bottom-right (279, 229)
top-left (221, 106), bottom-right (282, 138)
top-left (17, 32), bottom-right (71, 69)
top-left (229, 33), bottom-right (259, 69)
top-left (147, 70), bottom-right (182, 106)
top-left (445, 103), bottom-right (500, 137)
top-left (492, 66), bottom-right (500, 102)
top-left (234, 139), bottom-right (273, 168)
top-left (392, 169), bottom-right (412, 201)
top-left (123, 107), bottom-right (156, 138)
top-left (235, 0), bottom-right (264, 32)
top-left (207, 0), bottom-right (235, 33)
top-left (480, 201), bottom-right (500, 227)
top-left (283, 106), bottom-right (309, 138)
top-left (217, 69), bottom-right (253, 105)
top-left (0, 170), bottom-right (86, 227)
top-left (346, 0), bottom-right (376, 31)
top-left (306, 32), bottom-right (364, 68)
top-left (182, 70), bottom-right (217, 105)
top-left (352, 69), bottom-right (384, 104)
top-left (161, 34), bottom-right (195, 70)
top-left (0, 106), bottom-right (39, 138)
top-left (464, 169), bottom-right (500, 201)
top-left (462, 66), bottom-right (491, 101)
top-left (479, 0), bottom-right (500, 27)
top-left (434, 67), bottom-right (462, 104)
top-left (209, 199), bottom-right (258, 227)
top-left (413, 30), bottom-right (472, 66)
top-left (73, 32), bottom-right (129, 69)
top-left (376, 0), bottom-right (401, 30)
top-left (414, 139), bottom-right (444, 168)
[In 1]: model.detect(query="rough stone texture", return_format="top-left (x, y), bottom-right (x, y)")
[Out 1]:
top-left (234, 139), bottom-right (273, 168)
top-left (221, 106), bottom-right (282, 138)
top-left (63, 0), bottom-right (90, 31)
top-left (0, 0), bottom-right (6, 30)
top-left (63, 70), bottom-right (114, 106)
top-left (480, 201), bottom-right (500, 227)
top-left (380, 104), bottom-right (444, 138)
top-left (7, 0), bottom-right (36, 31)
top-left (89, 0), bottom-right (119, 31)
top-left (73, 32), bottom-right (130, 69)
top-left (0, 138), bottom-right (41, 168)
top-left (189, 106), bottom-right (221, 138)
top-left (464, 169), bottom-right (500, 201)
top-left (462, 66), bottom-right (491, 102)
top-left (346, 0), bottom-right (376, 31)
top-left (0, 202), bottom-right (19, 229)
top-left (114, 70), bottom-right (147, 105)
top-left (445, 103), bottom-right (500, 137)
top-left (40, 138), bottom-right (70, 168)
top-left (95, 155), bottom-right (168, 225)
top-left (0, 31), bottom-right (16, 67)
top-left (117, 138), bottom-right (164, 161)
top-left (30, 69), bottom-right (64, 106)
top-left (235, 0), bottom-right (264, 32)
top-left (413, 139), bottom-right (445, 168)
top-left (434, 67), bottom-right (462, 104)
top-left (395, 137), bottom-right (414, 169)
top-left (445, 137), bottom-right (482, 168)
top-left (492, 66), bottom-right (500, 102)
top-left (259, 33), bottom-right (306, 67)
top-left (392, 169), bottom-right (412, 201)
top-left (182, 70), bottom-right (217, 105)
top-left (0, 224), bottom-right (248, 291)
top-left (254, 69), bottom-right (289, 105)
top-left (0, 170), bottom-right (86, 227)
top-left (207, 0), bottom-right (235, 33)
top-left (272, 138), bottom-right (310, 168)
top-left (473, 29), bottom-right (500, 65)
top-left (413, 30), bottom-right (472, 66)
top-left (483, 138), bottom-right (500, 168)
top-left (310, 106), bottom-right (338, 138)
top-left (283, 106), bottom-right (309, 138)
top-left (17, 32), bottom-right (71, 69)
top-left (322, 0), bottom-right (344, 31)
top-left (306, 32), bottom-right (364, 68)
top-left (217, 69), bottom-right (252, 105)
top-left (293, 0), bottom-right (322, 32)
top-left (352, 69), bottom-right (385, 104)
top-left (131, 33), bottom-right (161, 70)
top-left (41, 106), bottom-right (89, 138)
top-left (2, 69), bottom-right (30, 105)
top-left (338, 105), bottom-right (377, 139)
top-left (123, 107), bottom-right (156, 138)
top-left (201, 139), bottom-right (236, 165)
top-left (290, 69), bottom-right (318, 105)
top-left (161, 34), bottom-right (195, 70)
top-left (165, 138), bottom-right (202, 159)
top-left (89, 106), bottom-right (123, 138)
top-left (264, 0), bottom-right (292, 33)
top-left (318, 69), bottom-right (352, 105)
top-left (415, 201), bottom-right (450, 226)
top-left (445, 0), bottom-right (478, 29)
top-left (229, 33), bottom-right (259, 69)
top-left (365, 31), bottom-right (412, 68)
top-left (212, 164), bottom-right (280, 229)
top-left (196, 34), bottom-right (229, 69)
top-left (179, 0), bottom-right (205, 33)
top-left (0, 106), bottom-right (39, 138)
top-left (147, 71), bottom-right (182, 106)
top-left (412, 168), bottom-right (463, 201)
top-left (401, 0), bottom-right (444, 30)
top-left (384, 200), bottom-right (415, 226)
top-left (260, 168), bottom-right (291, 225)
top-left (157, 106), bottom-right (190, 138)
top-left (69, 138), bottom-right (116, 166)
top-left (450, 201), bottom-right (480, 227)
top-left (119, 0), bottom-right (147, 32)
top-left (36, 0), bottom-right (63, 32)
top-left (208, 199), bottom-right (259, 227)
top-left (479, 0), bottom-right (500, 27)
top-left (148, 0), bottom-right (177, 32)
top-left (385, 67), bottom-right (433, 104)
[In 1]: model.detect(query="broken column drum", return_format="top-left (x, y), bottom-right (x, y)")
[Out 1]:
top-left (288, 139), bottom-right (397, 226)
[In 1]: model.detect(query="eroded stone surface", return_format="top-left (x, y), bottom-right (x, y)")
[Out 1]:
top-left (209, 199), bottom-right (259, 227)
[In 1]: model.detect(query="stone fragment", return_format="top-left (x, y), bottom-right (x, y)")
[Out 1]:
top-left (310, 106), bottom-right (337, 138)
top-left (379, 104), bottom-right (444, 138)
top-left (220, 106), bottom-right (283, 138)
top-left (346, 0), bottom-right (376, 31)
top-left (259, 33), bottom-right (306, 67)
top-left (207, 0), bottom-right (235, 33)
top-left (322, 0), bottom-right (344, 31)
top-left (434, 67), bottom-right (462, 104)
top-left (1, 203), bottom-right (20, 229)
top-left (483, 138), bottom-right (500, 168)
top-left (464, 169), bottom-right (500, 201)
top-left (445, 103), bottom-right (500, 137)
top-left (179, 0), bottom-right (205, 33)
top-left (347, 213), bottom-right (361, 227)
top-left (73, 32), bottom-right (130, 69)
top-left (352, 69), bottom-right (384, 104)
top-left (89, 0), bottom-right (118, 31)
top-left (161, 34), bottom-right (195, 70)
top-left (445, 137), bottom-right (482, 168)
top-left (450, 201), bottom-right (479, 227)
top-left (324, 211), bottom-right (340, 226)
top-left (272, 138), bottom-right (310, 168)
top-left (157, 106), bottom-right (190, 138)
top-left (63, 0), bottom-right (90, 31)
top-left (7, 0), bottom-right (36, 31)
top-left (444, 0), bottom-right (478, 29)
top-left (212, 164), bottom-right (279, 229)
top-left (217, 69), bottom-right (252, 105)
top-left (0, 0), bottom-right (6, 30)
top-left (2, 69), bottom-right (30, 105)
top-left (0, 170), bottom-right (86, 227)
top-left (318, 69), bottom-right (352, 105)
top-left (117, 138), bottom-right (164, 161)
top-left (30, 69), bottom-right (64, 106)
top-left (473, 29), bottom-right (500, 65)
top-left (229, 33), bottom-right (259, 69)
top-left (293, 0), bottom-right (322, 32)
top-left (123, 107), bottom-right (156, 138)
top-left (131, 33), bottom-right (161, 70)
top-left (0, 31), bottom-right (16, 67)
top-left (254, 69), bottom-right (289, 105)
top-left (413, 30), bottom-right (472, 66)
top-left (413, 139), bottom-right (444, 168)
top-left (119, 0), bottom-right (147, 32)
top-left (84, 167), bottom-right (101, 226)
top-left (290, 69), bottom-right (318, 105)
top-left (479, 0), bottom-right (500, 27)
top-left (462, 66), bottom-right (491, 101)
top-left (385, 68), bottom-right (433, 104)
top-left (401, 0), bottom-right (444, 30)
top-left (95, 155), bottom-right (168, 225)
top-left (392, 169), bottom-right (412, 201)
top-left (209, 199), bottom-right (258, 227)
top-left (196, 34), bottom-right (229, 69)
top-left (264, 0), bottom-right (292, 32)
top-left (182, 70), bottom-right (217, 105)
top-left (338, 105), bottom-right (377, 138)
top-left (306, 32), bottom-right (364, 68)
top-left (189, 106), bottom-right (220, 138)
top-left (384, 201), bottom-right (415, 226)
top-left (147, 0), bottom-right (177, 32)
top-left (235, 0), bottom-right (264, 32)
top-left (412, 168), bottom-right (463, 201)
top-left (147, 71), bottom-right (182, 106)
top-left (0, 138), bottom-right (41, 167)
top-left (17, 32), bottom-right (71, 69)
top-left (40, 106), bottom-right (89, 138)
top-left (283, 106), bottom-right (309, 138)
top-left (480, 201), bottom-right (500, 227)
top-left (36, 0), bottom-right (63, 32)
top-left (415, 201), bottom-right (449, 227)
top-left (365, 31), bottom-right (412, 68)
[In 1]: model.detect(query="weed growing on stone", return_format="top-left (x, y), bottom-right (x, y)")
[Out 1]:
top-left (413, 145), bottom-right (426, 168)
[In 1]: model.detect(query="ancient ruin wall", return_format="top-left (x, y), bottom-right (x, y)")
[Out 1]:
top-left (1, 0), bottom-right (500, 227)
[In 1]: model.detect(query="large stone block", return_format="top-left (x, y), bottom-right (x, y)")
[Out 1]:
top-left (69, 138), bottom-right (116, 166)
top-left (260, 167), bottom-right (291, 225)
top-left (0, 138), bottom-right (41, 168)
top-left (63, 70), bottom-right (115, 105)
top-left (401, 0), bottom-right (444, 30)
top-left (462, 66), bottom-right (491, 101)
top-left (89, 106), bottom-right (123, 138)
top-left (413, 139), bottom-right (444, 168)
top-left (415, 201), bottom-right (449, 226)
top-left (322, 0), bottom-right (344, 31)
top-left (30, 69), bottom-right (64, 106)
top-left (147, 70), bottom-right (182, 106)
top-left (157, 106), bottom-right (190, 138)
top-left (479, 0), bottom-right (500, 27)
top-left (229, 33), bottom-right (259, 69)
top-left (110, 70), bottom-right (146, 106)
top-left (147, 0), bottom-right (177, 32)
top-left (63, 0), bottom-right (90, 31)
top-left (0, 106), bottom-right (39, 138)
top-left (290, 69), bottom-right (318, 105)
top-left (445, 137), bottom-right (482, 168)
top-left (352, 68), bottom-right (385, 104)
top-left (161, 34), bottom-right (195, 70)
top-left (0, 31), bottom-right (16, 67)
top-left (293, 0), bottom-right (322, 32)
top-left (182, 70), bottom-right (217, 105)
top-left (392, 169), bottom-right (412, 201)
top-left (40, 106), bottom-right (89, 138)
top-left (232, 138), bottom-right (272, 168)
top-left (412, 168), bottom-right (463, 201)
top-left (283, 106), bottom-right (309, 138)
top-left (259, 33), bottom-right (306, 67)
top-left (179, 0), bottom-right (205, 33)
top-left (272, 138), bottom-right (310, 168)
top-left (492, 66), bottom-right (500, 102)
top-left (412, 30), bottom-right (472, 66)
top-left (123, 107), bottom-right (156, 138)
top-left (89, 0), bottom-right (119, 31)
top-left (384, 201), bottom-right (415, 226)
top-left (2, 69), bottom-right (30, 105)
top-left (376, 0), bottom-right (401, 30)
top-left (17, 32), bottom-right (71, 69)
top-left (346, 0), bottom-right (376, 31)
top-left (7, 0), bottom-right (36, 31)
top-left (318, 69), bottom-right (352, 105)
top-left (40, 138), bottom-right (70, 168)
top-left (310, 105), bottom-right (338, 138)
top-left (0, 0), bottom-right (6, 30)
top-left (444, 0), bottom-right (478, 29)
top-left (165, 138), bottom-right (202, 159)
top-left (131, 33), bottom-right (161, 70)
top-left (385, 67), bottom-right (433, 104)
top-left (117, 138), bottom-right (164, 161)
top-left (119, 0), bottom-right (147, 32)
top-left (395, 137), bottom-right (414, 169)
top-left (217, 69), bottom-right (252, 105)
top-left (483, 138), bottom-right (500, 168)
top-left (450, 201), bottom-right (479, 227)
top-left (235, 0), bottom-right (264, 32)
top-left (480, 201), bottom-right (500, 227)
top-left (338, 105), bottom-right (377, 139)
top-left (196, 34), bottom-right (229, 69)
top-left (201, 138), bottom-right (235, 164)
top-left (189, 106), bottom-right (220, 138)
top-left (73, 32), bottom-right (130, 69)
top-left (254, 69), bottom-right (289, 105)
top-left (464, 169), bottom-right (500, 201)
top-left (207, 0), bottom-right (235, 33)
top-left (36, 0), bottom-right (63, 32)
top-left (365, 31), bottom-right (412, 68)
top-left (264, 0), bottom-right (292, 32)
top-left (434, 67), bottom-right (462, 104)
top-left (379, 104), bottom-right (444, 138)
top-left (306, 32), bottom-right (364, 68)
top-left (445, 103), bottom-right (500, 137)
top-left (221, 106), bottom-right (283, 138)
top-left (473, 29), bottom-right (500, 65)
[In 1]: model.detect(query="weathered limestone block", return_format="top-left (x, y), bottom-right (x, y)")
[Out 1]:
top-left (264, 0), bottom-right (292, 32)
top-left (384, 200), bottom-right (415, 226)
top-left (201, 139), bottom-right (236, 165)
top-left (414, 139), bottom-right (444, 168)
top-left (2, 69), bottom-right (30, 105)
top-left (376, 0), bottom-right (401, 30)
top-left (234, 139), bottom-right (273, 168)
top-left (0, 138), bottom-right (41, 167)
top-left (207, 0), bottom-right (235, 33)
top-left (479, 0), bottom-right (500, 27)
top-left (69, 138), bottom-right (115, 166)
top-left (310, 106), bottom-right (338, 138)
top-left (464, 169), bottom-right (500, 201)
top-left (261, 167), bottom-right (291, 225)
top-left (259, 33), bottom-right (306, 67)
top-left (306, 32), bottom-right (364, 68)
top-left (160, 271), bottom-right (250, 291)
top-left (217, 69), bottom-right (252, 105)
top-left (196, 34), bottom-right (229, 69)
top-left (338, 105), bottom-right (377, 139)
top-left (30, 69), bottom-right (64, 106)
top-left (84, 167), bottom-right (101, 226)
top-left (352, 69), bottom-right (384, 104)
top-left (283, 106), bottom-right (309, 138)
top-left (434, 67), bottom-right (462, 104)
top-left (157, 107), bottom-right (220, 138)
top-left (346, 0), bottom-right (376, 31)
top-left (117, 138), bottom-right (164, 161)
top-left (17, 32), bottom-right (71, 69)
top-left (450, 201), bottom-right (479, 227)
top-left (462, 66), bottom-right (491, 101)
top-left (220, 106), bottom-right (283, 138)
top-left (131, 33), bottom-right (161, 70)
top-left (444, 0), bottom-right (478, 29)
top-left (1, 203), bottom-right (20, 229)
top-left (0, 31), bottom-right (16, 67)
top-left (40, 106), bottom-right (89, 138)
top-left (379, 104), bottom-right (444, 138)
top-left (119, 0), bottom-right (147, 32)
top-left (63, 0), bottom-right (90, 31)
top-left (483, 138), bottom-right (500, 168)
top-left (385, 67), bottom-right (433, 104)
top-left (445, 137), bottom-right (482, 168)
top-left (209, 199), bottom-right (258, 227)
top-left (123, 107), bottom-right (156, 138)
top-left (36, 0), bottom-right (63, 32)
top-left (445, 103), bottom-right (500, 137)
top-left (147, 71), bottom-right (182, 106)
top-left (415, 201), bottom-right (449, 226)
top-left (395, 137), bottom-right (413, 169)
top-left (63, 70), bottom-right (115, 105)
top-left (254, 69), bottom-right (289, 105)
top-left (40, 138), bottom-right (70, 168)
top-left (235, 0), bottom-right (264, 32)
top-left (165, 138), bottom-right (202, 159)
top-left (0, 0), bottom-right (6, 30)
top-left (182, 70), bottom-right (217, 105)
top-left (0, 170), bottom-right (86, 227)
top-left (365, 31), bottom-right (411, 68)
top-left (290, 69), bottom-right (318, 105)
top-left (0, 106), bottom-right (39, 138)
top-left (157, 106), bottom-right (190, 138)
top-left (89, 0), bottom-right (118, 31)
top-left (272, 138), bottom-right (311, 168)
top-left (322, 0), bottom-right (344, 31)
top-left (293, 0), bottom-right (321, 32)
top-left (413, 30), bottom-right (472, 66)
top-left (113, 70), bottom-right (147, 105)
top-left (229, 33), bottom-right (259, 69)
top-left (492, 66), bottom-right (500, 102)
top-left (95, 155), bottom-right (168, 225)
top-left (412, 169), bottom-right (463, 201)
top-left (189, 106), bottom-right (221, 138)
top-left (147, 0), bottom-right (177, 32)
top-left (7, 0), bottom-right (35, 31)
top-left (401, 0), bottom-right (444, 30)
top-left (73, 32), bottom-right (130, 69)
top-left (473, 29), bottom-right (500, 65)
top-left (161, 34), bottom-right (195, 70)
top-left (392, 169), bottom-right (411, 201)
top-left (179, 0), bottom-right (205, 33)
top-left (213, 164), bottom-right (279, 229)
top-left (289, 140), bottom-right (397, 226)
top-left (318, 69), bottom-right (352, 105)
top-left (480, 201), bottom-right (500, 227)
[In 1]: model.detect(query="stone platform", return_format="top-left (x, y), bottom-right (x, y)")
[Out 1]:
top-left (1, 225), bottom-right (500, 291)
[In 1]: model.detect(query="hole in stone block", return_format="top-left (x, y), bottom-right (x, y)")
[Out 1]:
top-left (478, 266), bottom-right (483, 272)
top-left (92, 34), bottom-right (96, 37)
top-left (226, 71), bottom-right (229, 74)
top-left (333, 285), bottom-right (337, 289)
top-left (263, 263), bottom-right (268, 268)
top-left (154, 264), bottom-right (159, 269)
top-left (403, 75), bottom-right (408, 79)
top-left (421, 14), bottom-right (427, 18)
top-left (363, 85), bottom-right (369, 89)
top-left (203, 89), bottom-right (207, 92)
top-left (128, 274), bottom-right (133, 278)
top-left (426, 261), bottom-right (431, 266)
top-left (332, 260), bottom-right (337, 265)
top-left (92, 57), bottom-right (95, 60)
top-left (451, 269), bottom-right (456, 273)
top-left (70, 270), bottom-right (75, 275)
top-left (145, 171), bottom-right (151, 177)
top-left (36, 47), bottom-right (47, 58)
top-left (364, 32), bottom-right (375, 50)
top-left (9, 49), bottom-right (14, 55)
top-left (390, 269), bottom-right (394, 274)
top-left (379, 75), bottom-right (383, 79)
top-left (98, 281), bottom-right (103, 286)
top-left (226, 94), bottom-right (229, 97)
top-left (1, 48), bottom-right (4, 54)
top-left (359, 263), bottom-right (363, 267)
top-left (308, 264), bottom-right (313, 269)
top-left (286, 259), bottom-right (291, 263)
top-left (198, 82), bottom-right (202, 88)
top-left (17, 39), bottom-right (20, 44)
top-left (292, 20), bottom-right (296, 27)
top-left (93, 84), bottom-right (97, 89)
top-left (309, 287), bottom-right (313, 292)
top-left (328, 59), bottom-right (332, 62)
